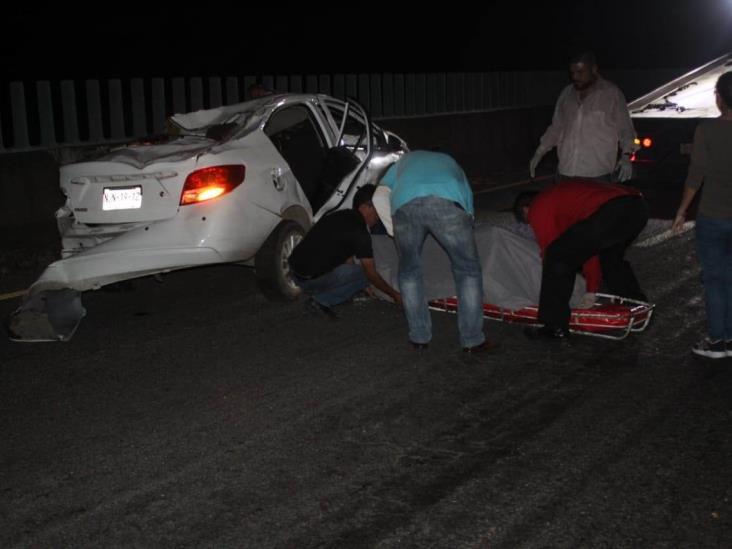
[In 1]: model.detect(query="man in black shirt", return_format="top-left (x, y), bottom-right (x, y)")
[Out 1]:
top-left (288, 184), bottom-right (402, 316)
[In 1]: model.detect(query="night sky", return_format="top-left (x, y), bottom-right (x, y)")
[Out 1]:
top-left (3, 1), bottom-right (732, 82)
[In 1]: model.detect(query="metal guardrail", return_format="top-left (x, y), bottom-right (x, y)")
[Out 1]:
top-left (0, 71), bottom-right (568, 153)
top-left (0, 69), bottom-right (682, 153)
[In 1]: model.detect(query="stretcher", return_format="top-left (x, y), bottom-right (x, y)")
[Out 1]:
top-left (429, 293), bottom-right (654, 340)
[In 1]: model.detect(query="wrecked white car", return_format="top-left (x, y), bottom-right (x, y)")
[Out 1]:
top-left (8, 94), bottom-right (408, 341)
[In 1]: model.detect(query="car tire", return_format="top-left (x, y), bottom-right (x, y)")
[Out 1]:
top-left (255, 220), bottom-right (306, 301)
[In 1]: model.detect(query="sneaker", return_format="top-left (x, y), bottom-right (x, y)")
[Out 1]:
top-left (691, 338), bottom-right (726, 359)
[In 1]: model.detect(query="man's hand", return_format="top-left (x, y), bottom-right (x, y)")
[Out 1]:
top-left (529, 149), bottom-right (545, 179)
top-left (671, 212), bottom-right (686, 234)
top-left (615, 155), bottom-right (633, 182)
top-left (578, 292), bottom-right (596, 309)
top-left (361, 258), bottom-right (402, 307)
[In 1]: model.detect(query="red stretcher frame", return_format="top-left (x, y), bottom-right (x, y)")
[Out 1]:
top-left (429, 293), bottom-right (654, 340)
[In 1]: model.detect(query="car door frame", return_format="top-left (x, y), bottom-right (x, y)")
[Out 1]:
top-left (314, 97), bottom-right (376, 219)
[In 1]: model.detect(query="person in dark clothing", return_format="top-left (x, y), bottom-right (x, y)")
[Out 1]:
top-left (514, 179), bottom-right (648, 339)
top-left (672, 71), bottom-right (732, 358)
top-left (288, 184), bottom-right (401, 317)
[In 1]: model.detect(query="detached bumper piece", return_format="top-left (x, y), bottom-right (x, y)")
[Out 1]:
top-left (6, 289), bottom-right (86, 342)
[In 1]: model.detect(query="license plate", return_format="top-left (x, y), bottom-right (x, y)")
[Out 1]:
top-left (103, 186), bottom-right (142, 210)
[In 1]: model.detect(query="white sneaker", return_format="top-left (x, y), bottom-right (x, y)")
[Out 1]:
top-left (692, 338), bottom-right (727, 359)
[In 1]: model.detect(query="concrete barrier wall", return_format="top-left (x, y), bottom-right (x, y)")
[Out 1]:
top-left (0, 72), bottom-right (565, 153)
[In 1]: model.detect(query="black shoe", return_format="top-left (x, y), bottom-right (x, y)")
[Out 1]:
top-left (304, 297), bottom-right (339, 320)
top-left (410, 341), bottom-right (429, 351)
top-left (462, 339), bottom-right (499, 354)
top-left (524, 325), bottom-right (569, 340)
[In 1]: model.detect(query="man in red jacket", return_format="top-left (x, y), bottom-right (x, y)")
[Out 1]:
top-left (514, 179), bottom-right (648, 339)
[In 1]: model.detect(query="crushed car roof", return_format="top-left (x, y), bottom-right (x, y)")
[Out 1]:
top-left (169, 93), bottom-right (328, 132)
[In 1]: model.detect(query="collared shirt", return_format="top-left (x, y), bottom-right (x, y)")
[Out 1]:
top-left (379, 150), bottom-right (474, 215)
top-left (540, 77), bottom-right (636, 178)
top-left (527, 180), bottom-right (641, 292)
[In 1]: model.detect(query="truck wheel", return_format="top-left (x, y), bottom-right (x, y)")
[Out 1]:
top-left (255, 220), bottom-right (305, 300)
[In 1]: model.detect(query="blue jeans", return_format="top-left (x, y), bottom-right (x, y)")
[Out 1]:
top-left (293, 263), bottom-right (368, 307)
top-left (696, 215), bottom-right (732, 341)
top-left (393, 196), bottom-right (485, 347)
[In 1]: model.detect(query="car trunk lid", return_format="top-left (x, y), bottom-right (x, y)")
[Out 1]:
top-left (60, 159), bottom-right (196, 224)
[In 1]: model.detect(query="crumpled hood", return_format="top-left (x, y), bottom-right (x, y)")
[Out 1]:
top-left (96, 136), bottom-right (216, 169)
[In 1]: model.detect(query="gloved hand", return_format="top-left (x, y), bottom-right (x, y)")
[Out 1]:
top-left (615, 155), bottom-right (633, 182)
top-left (578, 292), bottom-right (597, 309)
top-left (529, 148), bottom-right (545, 178)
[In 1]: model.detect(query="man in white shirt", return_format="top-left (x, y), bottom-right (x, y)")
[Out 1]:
top-left (529, 51), bottom-right (637, 182)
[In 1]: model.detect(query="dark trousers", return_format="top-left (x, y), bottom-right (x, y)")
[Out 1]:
top-left (538, 196), bottom-right (648, 329)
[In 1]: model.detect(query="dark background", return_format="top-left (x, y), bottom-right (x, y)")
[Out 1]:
top-left (3, 1), bottom-right (732, 82)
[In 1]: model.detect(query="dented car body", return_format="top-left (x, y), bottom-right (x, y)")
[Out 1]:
top-left (9, 94), bottom-right (408, 341)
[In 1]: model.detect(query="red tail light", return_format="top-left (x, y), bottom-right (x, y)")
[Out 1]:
top-left (642, 137), bottom-right (653, 148)
top-left (180, 165), bottom-right (245, 205)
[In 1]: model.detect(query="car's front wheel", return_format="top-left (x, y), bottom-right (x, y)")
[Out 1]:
top-left (255, 220), bottom-right (305, 300)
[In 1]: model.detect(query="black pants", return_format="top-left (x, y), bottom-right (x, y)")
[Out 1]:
top-left (538, 195), bottom-right (648, 329)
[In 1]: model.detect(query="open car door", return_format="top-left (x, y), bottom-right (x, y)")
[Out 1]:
top-left (314, 99), bottom-right (377, 219)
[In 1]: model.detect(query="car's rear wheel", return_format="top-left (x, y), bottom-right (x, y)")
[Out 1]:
top-left (255, 220), bottom-right (305, 300)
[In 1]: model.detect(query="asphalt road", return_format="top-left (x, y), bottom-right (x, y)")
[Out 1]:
top-left (1, 178), bottom-right (730, 548)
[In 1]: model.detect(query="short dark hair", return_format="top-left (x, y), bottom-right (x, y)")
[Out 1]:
top-left (513, 191), bottom-right (539, 223)
top-left (716, 71), bottom-right (732, 110)
top-left (352, 184), bottom-right (376, 209)
top-left (569, 50), bottom-right (597, 67)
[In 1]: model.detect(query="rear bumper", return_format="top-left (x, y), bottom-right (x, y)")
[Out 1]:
top-left (29, 246), bottom-right (225, 294)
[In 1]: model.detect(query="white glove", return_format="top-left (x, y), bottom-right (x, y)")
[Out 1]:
top-left (577, 292), bottom-right (596, 309)
top-left (529, 149), bottom-right (545, 178)
top-left (615, 155), bottom-right (633, 182)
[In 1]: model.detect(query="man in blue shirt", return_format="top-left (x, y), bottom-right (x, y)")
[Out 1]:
top-left (377, 151), bottom-right (495, 353)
